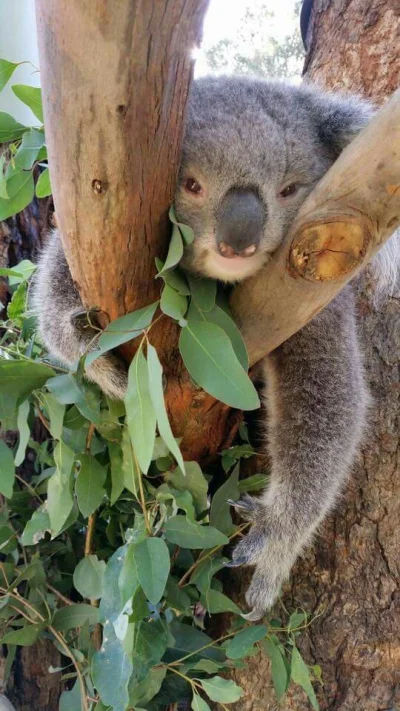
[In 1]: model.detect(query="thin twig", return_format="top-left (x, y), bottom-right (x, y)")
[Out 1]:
top-left (46, 582), bottom-right (73, 607)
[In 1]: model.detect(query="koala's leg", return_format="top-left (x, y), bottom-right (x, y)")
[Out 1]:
top-left (229, 286), bottom-right (369, 618)
top-left (32, 231), bottom-right (128, 399)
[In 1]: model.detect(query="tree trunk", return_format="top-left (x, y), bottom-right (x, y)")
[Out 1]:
top-left (225, 2), bottom-right (400, 709)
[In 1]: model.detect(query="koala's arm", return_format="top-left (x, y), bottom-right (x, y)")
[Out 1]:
top-left (32, 231), bottom-right (128, 399)
top-left (230, 286), bottom-right (369, 617)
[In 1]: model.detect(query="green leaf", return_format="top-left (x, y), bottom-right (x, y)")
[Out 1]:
top-left (4, 258), bottom-right (36, 285)
top-left (155, 261), bottom-right (190, 294)
top-left (59, 679), bottom-right (83, 711)
top-left (192, 694), bottom-right (211, 711)
top-left (160, 283), bottom-right (188, 321)
top-left (156, 223), bottom-right (183, 276)
top-left (14, 129), bottom-right (45, 170)
top-left (121, 427), bottom-right (140, 497)
top-left (163, 516), bottom-right (228, 549)
top-left (75, 453), bottom-right (106, 517)
top-left (134, 537), bottom-right (170, 605)
top-left (40, 392), bottom-right (65, 439)
top-left (108, 442), bottom-right (124, 505)
top-left (46, 373), bottom-right (100, 424)
top-left (199, 676), bottom-right (243, 703)
top-left (0, 169), bottom-right (34, 221)
top-left (0, 112), bottom-right (27, 142)
top-left (225, 625), bottom-right (267, 659)
top-left (290, 646), bottom-right (319, 710)
top-left (12, 84), bottom-right (44, 123)
top-left (238, 473), bottom-right (268, 493)
top-left (73, 555), bottom-right (106, 600)
top-left (147, 343), bottom-right (185, 472)
top-left (1, 623), bottom-right (44, 647)
top-left (47, 441), bottom-right (75, 535)
top-left (201, 589), bottom-right (241, 615)
top-left (0, 156), bottom-right (8, 199)
top-left (190, 556), bottom-right (226, 594)
top-left (288, 610), bottom-right (307, 631)
top-left (7, 281), bottom-right (27, 322)
top-left (187, 274), bottom-right (216, 312)
top-left (0, 441), bottom-right (15, 499)
top-left (99, 545), bottom-right (128, 623)
top-left (189, 302), bottom-right (248, 370)
top-left (169, 205), bottom-right (195, 245)
top-left (21, 507), bottom-right (50, 546)
top-left (263, 638), bottom-right (289, 702)
top-left (166, 461), bottom-right (208, 515)
top-left (210, 464), bottom-right (240, 534)
top-left (15, 400), bottom-right (30, 466)
top-left (86, 301), bottom-right (158, 365)
top-left (133, 618), bottom-right (168, 667)
top-left (35, 167), bottom-right (52, 197)
top-left (0, 59), bottom-right (19, 91)
top-left (179, 320), bottom-right (259, 410)
top-left (124, 348), bottom-right (156, 474)
top-left (129, 667), bottom-right (167, 707)
top-left (53, 603), bottom-right (99, 631)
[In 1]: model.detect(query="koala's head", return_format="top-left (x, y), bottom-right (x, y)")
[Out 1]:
top-left (175, 76), bottom-right (372, 282)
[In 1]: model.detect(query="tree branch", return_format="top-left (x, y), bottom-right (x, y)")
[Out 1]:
top-left (231, 89), bottom-right (400, 365)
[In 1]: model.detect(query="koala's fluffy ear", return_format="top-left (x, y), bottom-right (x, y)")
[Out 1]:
top-left (310, 89), bottom-right (375, 158)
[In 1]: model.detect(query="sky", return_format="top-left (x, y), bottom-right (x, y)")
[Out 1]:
top-left (196, 0), bottom-right (300, 75)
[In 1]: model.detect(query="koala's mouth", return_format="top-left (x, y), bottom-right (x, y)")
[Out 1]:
top-left (203, 249), bottom-right (266, 283)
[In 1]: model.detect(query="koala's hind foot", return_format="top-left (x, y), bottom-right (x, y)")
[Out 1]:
top-left (226, 496), bottom-right (301, 620)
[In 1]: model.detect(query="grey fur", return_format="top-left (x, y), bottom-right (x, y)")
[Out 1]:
top-left (32, 77), bottom-right (399, 615)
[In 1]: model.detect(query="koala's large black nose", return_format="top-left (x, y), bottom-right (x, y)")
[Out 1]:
top-left (216, 188), bottom-right (265, 256)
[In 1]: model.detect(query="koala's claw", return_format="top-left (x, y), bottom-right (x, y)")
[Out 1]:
top-left (223, 556), bottom-right (248, 568)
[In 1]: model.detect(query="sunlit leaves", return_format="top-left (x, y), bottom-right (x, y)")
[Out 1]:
top-left (0, 112), bottom-right (27, 142)
top-left (14, 128), bottom-right (45, 170)
top-left (0, 58), bottom-right (19, 91)
top-left (12, 84), bottom-right (44, 123)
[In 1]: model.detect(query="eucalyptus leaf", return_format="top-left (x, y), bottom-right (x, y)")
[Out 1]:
top-left (75, 453), bottom-right (107, 517)
top-left (15, 400), bottom-right (30, 466)
top-left (163, 516), bottom-right (228, 549)
top-left (0, 441), bottom-right (15, 499)
top-left (121, 427), bottom-right (140, 497)
top-left (14, 128), bottom-right (45, 170)
top-left (1, 623), bottom-right (44, 647)
top-left (225, 625), bottom-right (267, 659)
top-left (179, 320), bottom-right (259, 411)
top-left (53, 603), bottom-right (99, 631)
top-left (47, 441), bottom-right (75, 535)
top-left (0, 112), bottom-right (27, 142)
top-left (201, 589), bottom-right (242, 615)
top-left (192, 694), bottom-right (211, 711)
top-left (125, 348), bottom-right (156, 474)
top-left (134, 537), bottom-right (170, 605)
top-left (86, 301), bottom-right (158, 365)
top-left (169, 205), bottom-right (195, 245)
top-left (21, 508), bottom-right (51, 546)
top-left (166, 461), bottom-right (208, 515)
top-left (189, 302), bottom-right (248, 370)
top-left (199, 676), bottom-right (243, 703)
top-left (156, 223), bottom-right (183, 276)
top-left (46, 373), bottom-right (100, 424)
top-left (161, 283), bottom-right (188, 320)
top-left (0, 169), bottom-right (34, 221)
top-left (187, 274), bottom-right (216, 312)
top-left (290, 646), bottom-right (319, 710)
top-left (0, 59), bottom-right (19, 91)
top-left (262, 638), bottom-right (289, 702)
top-left (35, 167), bottom-right (52, 197)
top-left (210, 464), bottom-right (240, 534)
top-left (73, 555), bottom-right (106, 600)
top-left (12, 84), bottom-right (44, 123)
top-left (147, 344), bottom-right (185, 472)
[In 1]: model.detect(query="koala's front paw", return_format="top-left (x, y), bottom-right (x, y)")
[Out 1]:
top-left (227, 496), bottom-right (296, 620)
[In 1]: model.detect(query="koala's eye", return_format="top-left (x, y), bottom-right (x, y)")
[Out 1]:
top-left (185, 177), bottom-right (203, 196)
top-left (279, 183), bottom-right (297, 198)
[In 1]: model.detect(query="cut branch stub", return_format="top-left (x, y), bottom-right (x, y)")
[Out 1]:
top-left (289, 218), bottom-right (370, 281)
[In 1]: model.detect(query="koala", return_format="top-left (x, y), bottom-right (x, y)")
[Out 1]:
top-left (32, 76), bottom-right (399, 619)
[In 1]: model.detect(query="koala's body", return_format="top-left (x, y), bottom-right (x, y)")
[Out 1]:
top-left (32, 77), bottom-right (399, 618)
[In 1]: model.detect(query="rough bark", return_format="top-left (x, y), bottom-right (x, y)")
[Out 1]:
top-left (225, 1), bottom-right (400, 709)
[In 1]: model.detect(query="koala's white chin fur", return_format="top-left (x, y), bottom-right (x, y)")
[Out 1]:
top-left (203, 250), bottom-right (267, 283)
